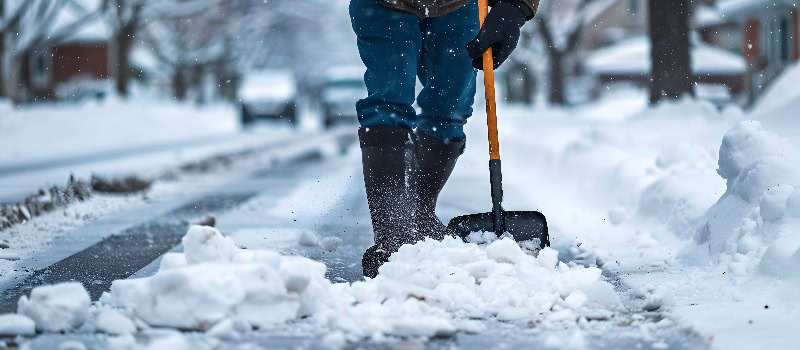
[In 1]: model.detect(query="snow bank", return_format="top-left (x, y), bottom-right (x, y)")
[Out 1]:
top-left (684, 121), bottom-right (800, 280)
top-left (752, 62), bottom-right (800, 117)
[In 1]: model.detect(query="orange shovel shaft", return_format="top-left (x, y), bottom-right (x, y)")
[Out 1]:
top-left (478, 0), bottom-right (500, 161)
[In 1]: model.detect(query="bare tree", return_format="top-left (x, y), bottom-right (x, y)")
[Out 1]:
top-left (533, 0), bottom-right (588, 105)
top-left (102, 0), bottom-right (145, 97)
top-left (0, 0), bottom-right (100, 101)
top-left (141, 0), bottom-right (333, 101)
top-left (648, 0), bottom-right (693, 103)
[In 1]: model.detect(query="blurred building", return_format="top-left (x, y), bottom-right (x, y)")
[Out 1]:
top-left (577, 0), bottom-right (776, 104)
top-left (701, 0), bottom-right (800, 102)
top-left (3, 0), bottom-right (111, 102)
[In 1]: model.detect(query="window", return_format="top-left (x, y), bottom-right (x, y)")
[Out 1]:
top-left (761, 12), bottom-right (794, 66)
top-left (779, 15), bottom-right (791, 62)
top-left (628, 0), bottom-right (639, 16)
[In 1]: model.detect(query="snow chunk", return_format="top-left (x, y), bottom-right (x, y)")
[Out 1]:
top-left (642, 286), bottom-right (674, 312)
top-left (17, 282), bottom-right (91, 332)
top-left (181, 225), bottom-right (238, 264)
top-left (0, 314), bottom-right (35, 336)
top-left (95, 309), bottom-right (136, 335)
top-left (717, 121), bottom-right (797, 183)
top-left (158, 252), bottom-right (188, 271)
top-left (298, 230), bottom-right (320, 247)
top-left (485, 238), bottom-right (528, 264)
top-left (760, 185), bottom-right (794, 222)
top-left (320, 237), bottom-right (342, 252)
top-left (58, 341), bottom-right (86, 350)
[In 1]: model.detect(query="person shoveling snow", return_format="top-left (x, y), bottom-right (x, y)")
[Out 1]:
top-left (1, 225), bottom-right (621, 344)
top-left (350, 0), bottom-right (547, 277)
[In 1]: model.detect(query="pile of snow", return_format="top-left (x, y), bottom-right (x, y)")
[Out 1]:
top-left (1, 225), bottom-right (623, 344)
top-left (683, 121), bottom-right (800, 280)
top-left (110, 226), bottom-right (621, 340)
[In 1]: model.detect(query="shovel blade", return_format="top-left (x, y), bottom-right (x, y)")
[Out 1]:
top-left (448, 210), bottom-right (549, 248)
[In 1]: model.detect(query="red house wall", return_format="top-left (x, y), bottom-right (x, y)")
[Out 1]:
top-left (743, 16), bottom-right (760, 67)
top-left (52, 44), bottom-right (109, 83)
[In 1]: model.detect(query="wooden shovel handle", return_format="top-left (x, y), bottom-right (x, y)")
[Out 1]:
top-left (478, 0), bottom-right (500, 161)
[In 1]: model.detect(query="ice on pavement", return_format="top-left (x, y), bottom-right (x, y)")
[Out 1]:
top-left (9, 225), bottom-right (620, 343)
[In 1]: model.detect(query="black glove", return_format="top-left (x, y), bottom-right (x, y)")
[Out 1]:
top-left (466, 0), bottom-right (534, 70)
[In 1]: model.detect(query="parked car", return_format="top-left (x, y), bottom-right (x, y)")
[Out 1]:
top-left (321, 66), bottom-right (367, 128)
top-left (238, 70), bottom-right (298, 127)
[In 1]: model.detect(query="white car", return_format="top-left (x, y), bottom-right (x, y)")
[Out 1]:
top-left (238, 70), bottom-right (298, 127)
top-left (321, 66), bottom-right (367, 128)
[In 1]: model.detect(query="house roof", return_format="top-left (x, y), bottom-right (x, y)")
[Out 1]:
top-left (718, 0), bottom-right (798, 19)
top-left (585, 35), bottom-right (747, 75)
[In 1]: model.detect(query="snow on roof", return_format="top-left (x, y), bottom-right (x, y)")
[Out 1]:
top-left (718, 0), bottom-right (798, 19)
top-left (130, 45), bottom-right (159, 72)
top-left (585, 35), bottom-right (747, 76)
top-left (693, 5), bottom-right (726, 28)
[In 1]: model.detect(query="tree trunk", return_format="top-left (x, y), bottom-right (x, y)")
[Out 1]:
top-left (549, 50), bottom-right (566, 105)
top-left (0, 34), bottom-right (5, 98)
top-left (0, 0), bottom-right (6, 98)
top-left (648, 0), bottom-right (693, 103)
top-left (172, 65), bottom-right (188, 101)
top-left (114, 26), bottom-right (135, 97)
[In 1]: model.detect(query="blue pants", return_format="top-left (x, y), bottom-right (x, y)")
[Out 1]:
top-left (349, 0), bottom-right (479, 142)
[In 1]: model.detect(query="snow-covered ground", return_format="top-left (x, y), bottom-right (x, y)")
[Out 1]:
top-left (0, 97), bottom-right (239, 166)
top-left (1, 65), bottom-right (800, 349)
top-left (0, 97), bottom-right (319, 203)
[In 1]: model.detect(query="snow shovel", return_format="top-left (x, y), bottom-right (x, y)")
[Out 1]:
top-left (447, 0), bottom-right (549, 248)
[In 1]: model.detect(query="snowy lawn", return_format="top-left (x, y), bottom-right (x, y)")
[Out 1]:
top-left (0, 97), bottom-right (239, 166)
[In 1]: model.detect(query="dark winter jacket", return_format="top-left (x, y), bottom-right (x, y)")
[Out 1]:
top-left (380, 0), bottom-right (539, 18)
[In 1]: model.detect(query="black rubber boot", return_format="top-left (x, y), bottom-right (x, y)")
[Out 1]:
top-left (359, 126), bottom-right (419, 278)
top-left (413, 130), bottom-right (465, 240)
